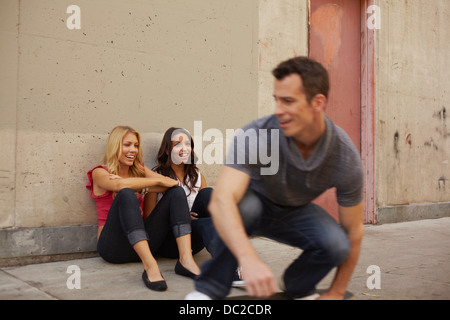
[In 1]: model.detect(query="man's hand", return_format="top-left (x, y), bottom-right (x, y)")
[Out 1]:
top-left (209, 166), bottom-right (278, 298)
top-left (240, 257), bottom-right (278, 298)
top-left (316, 290), bottom-right (345, 300)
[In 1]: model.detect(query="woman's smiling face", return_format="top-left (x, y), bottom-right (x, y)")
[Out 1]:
top-left (170, 132), bottom-right (192, 165)
top-left (119, 132), bottom-right (139, 167)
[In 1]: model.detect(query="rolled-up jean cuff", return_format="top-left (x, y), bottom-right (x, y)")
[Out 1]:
top-left (173, 223), bottom-right (192, 238)
top-left (127, 229), bottom-right (149, 246)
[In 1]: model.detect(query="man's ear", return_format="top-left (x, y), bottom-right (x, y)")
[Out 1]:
top-left (312, 94), bottom-right (327, 112)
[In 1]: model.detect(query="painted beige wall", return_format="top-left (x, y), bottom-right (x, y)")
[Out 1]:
top-left (2, 0), bottom-right (256, 229)
top-left (0, 0), bottom-right (19, 228)
top-left (257, 0), bottom-right (309, 118)
top-left (376, 0), bottom-right (450, 209)
top-left (0, 0), bottom-right (308, 236)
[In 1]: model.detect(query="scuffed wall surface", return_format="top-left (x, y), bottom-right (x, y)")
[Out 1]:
top-left (377, 0), bottom-right (450, 207)
top-left (257, 0), bottom-right (308, 117)
top-left (1, 0), bottom-right (260, 229)
top-left (0, 0), bottom-right (19, 228)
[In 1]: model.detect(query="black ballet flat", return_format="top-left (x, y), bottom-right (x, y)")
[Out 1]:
top-left (142, 270), bottom-right (167, 291)
top-left (175, 260), bottom-right (198, 279)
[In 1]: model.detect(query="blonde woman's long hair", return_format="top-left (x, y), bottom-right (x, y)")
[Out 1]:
top-left (100, 126), bottom-right (145, 178)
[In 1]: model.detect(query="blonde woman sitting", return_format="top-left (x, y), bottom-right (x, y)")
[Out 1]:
top-left (86, 126), bottom-right (200, 292)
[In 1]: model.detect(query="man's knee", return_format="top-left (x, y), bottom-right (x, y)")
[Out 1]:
top-left (238, 190), bottom-right (263, 230)
top-left (319, 234), bottom-right (350, 266)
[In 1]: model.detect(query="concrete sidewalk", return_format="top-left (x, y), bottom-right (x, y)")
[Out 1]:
top-left (1, 218), bottom-right (449, 300)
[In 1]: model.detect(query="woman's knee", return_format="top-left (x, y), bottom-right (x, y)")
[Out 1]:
top-left (165, 186), bottom-right (186, 199)
top-left (197, 187), bottom-right (212, 199)
top-left (116, 188), bottom-right (136, 200)
top-left (114, 188), bottom-right (140, 208)
top-left (192, 187), bottom-right (213, 216)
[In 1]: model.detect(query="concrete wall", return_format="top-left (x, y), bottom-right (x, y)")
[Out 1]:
top-left (0, 0), bottom-right (308, 261)
top-left (376, 0), bottom-right (450, 222)
top-left (4, 0), bottom-right (448, 261)
top-left (257, 0), bottom-right (308, 118)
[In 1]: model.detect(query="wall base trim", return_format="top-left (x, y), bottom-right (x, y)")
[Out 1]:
top-left (376, 202), bottom-right (450, 224)
top-left (0, 225), bottom-right (97, 262)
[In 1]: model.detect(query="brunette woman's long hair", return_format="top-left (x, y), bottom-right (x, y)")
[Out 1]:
top-left (153, 127), bottom-right (199, 195)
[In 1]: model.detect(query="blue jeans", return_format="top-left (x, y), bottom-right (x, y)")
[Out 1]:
top-left (190, 188), bottom-right (219, 256)
top-left (195, 189), bottom-right (350, 299)
top-left (150, 187), bottom-right (219, 258)
top-left (97, 187), bottom-right (192, 263)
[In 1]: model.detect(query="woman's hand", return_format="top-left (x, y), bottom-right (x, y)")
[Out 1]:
top-left (190, 212), bottom-right (199, 220)
top-left (161, 176), bottom-right (179, 188)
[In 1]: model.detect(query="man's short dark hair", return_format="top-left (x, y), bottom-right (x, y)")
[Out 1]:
top-left (272, 56), bottom-right (329, 103)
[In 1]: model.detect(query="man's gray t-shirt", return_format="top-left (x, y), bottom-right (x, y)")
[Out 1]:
top-left (225, 115), bottom-right (364, 208)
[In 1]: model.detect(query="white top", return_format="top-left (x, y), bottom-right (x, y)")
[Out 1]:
top-left (156, 169), bottom-right (201, 211)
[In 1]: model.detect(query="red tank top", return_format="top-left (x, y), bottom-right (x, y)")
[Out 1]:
top-left (86, 165), bottom-right (144, 226)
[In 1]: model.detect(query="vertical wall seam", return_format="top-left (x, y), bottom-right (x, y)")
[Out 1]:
top-left (13, 0), bottom-right (22, 229)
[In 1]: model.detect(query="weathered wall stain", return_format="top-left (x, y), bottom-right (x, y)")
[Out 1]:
top-left (424, 138), bottom-right (439, 151)
top-left (433, 107), bottom-right (449, 139)
top-left (310, 3), bottom-right (343, 69)
top-left (433, 107), bottom-right (447, 121)
top-left (405, 133), bottom-right (412, 148)
top-left (394, 130), bottom-right (399, 157)
top-left (438, 176), bottom-right (448, 190)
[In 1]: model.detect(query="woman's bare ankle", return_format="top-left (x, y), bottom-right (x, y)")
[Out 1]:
top-left (179, 256), bottom-right (201, 275)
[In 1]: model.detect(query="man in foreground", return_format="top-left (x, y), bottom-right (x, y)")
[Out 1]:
top-left (186, 56), bottom-right (364, 300)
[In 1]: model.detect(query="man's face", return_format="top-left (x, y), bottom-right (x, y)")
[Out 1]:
top-left (273, 74), bottom-right (316, 139)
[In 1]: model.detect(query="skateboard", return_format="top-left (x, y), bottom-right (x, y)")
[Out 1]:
top-left (227, 289), bottom-right (354, 300)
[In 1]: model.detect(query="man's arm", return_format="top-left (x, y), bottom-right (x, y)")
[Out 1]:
top-left (208, 166), bottom-right (278, 297)
top-left (319, 201), bottom-right (364, 300)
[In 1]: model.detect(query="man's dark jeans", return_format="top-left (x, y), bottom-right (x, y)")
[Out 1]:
top-left (195, 189), bottom-right (350, 299)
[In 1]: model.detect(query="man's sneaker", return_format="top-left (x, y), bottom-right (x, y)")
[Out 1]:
top-left (231, 267), bottom-right (245, 288)
top-left (294, 293), bottom-right (320, 300)
top-left (185, 290), bottom-right (212, 300)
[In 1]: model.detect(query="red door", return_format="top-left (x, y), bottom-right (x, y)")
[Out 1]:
top-left (309, 0), bottom-right (362, 222)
